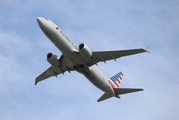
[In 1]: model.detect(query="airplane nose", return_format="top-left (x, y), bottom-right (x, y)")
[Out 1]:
top-left (36, 17), bottom-right (45, 29)
top-left (36, 17), bottom-right (42, 24)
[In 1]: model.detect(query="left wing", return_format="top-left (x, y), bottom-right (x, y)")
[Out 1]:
top-left (87, 45), bottom-right (150, 66)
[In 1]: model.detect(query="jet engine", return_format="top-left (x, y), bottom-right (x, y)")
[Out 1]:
top-left (79, 43), bottom-right (92, 58)
top-left (46, 52), bottom-right (60, 67)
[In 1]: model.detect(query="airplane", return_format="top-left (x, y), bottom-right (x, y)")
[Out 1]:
top-left (35, 17), bottom-right (150, 102)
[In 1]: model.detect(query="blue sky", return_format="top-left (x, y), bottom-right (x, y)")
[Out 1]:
top-left (0, 0), bottom-right (179, 120)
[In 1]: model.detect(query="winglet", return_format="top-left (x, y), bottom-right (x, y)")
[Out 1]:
top-left (35, 78), bottom-right (40, 86)
top-left (35, 79), bottom-right (38, 86)
top-left (144, 45), bottom-right (151, 53)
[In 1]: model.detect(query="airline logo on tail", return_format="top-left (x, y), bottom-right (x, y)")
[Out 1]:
top-left (110, 72), bottom-right (124, 87)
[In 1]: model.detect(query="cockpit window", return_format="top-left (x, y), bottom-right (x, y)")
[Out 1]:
top-left (45, 18), bottom-right (48, 20)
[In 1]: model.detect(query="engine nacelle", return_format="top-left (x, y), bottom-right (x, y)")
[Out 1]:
top-left (79, 43), bottom-right (92, 58)
top-left (46, 52), bottom-right (60, 67)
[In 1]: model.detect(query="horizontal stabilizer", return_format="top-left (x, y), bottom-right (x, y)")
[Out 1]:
top-left (114, 88), bottom-right (143, 95)
top-left (97, 93), bottom-right (113, 102)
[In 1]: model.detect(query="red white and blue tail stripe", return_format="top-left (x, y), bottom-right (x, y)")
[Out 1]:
top-left (110, 72), bottom-right (124, 88)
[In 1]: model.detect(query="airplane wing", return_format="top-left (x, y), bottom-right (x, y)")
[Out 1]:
top-left (35, 56), bottom-right (75, 85)
top-left (36, 66), bottom-right (61, 85)
top-left (89, 45), bottom-right (150, 65)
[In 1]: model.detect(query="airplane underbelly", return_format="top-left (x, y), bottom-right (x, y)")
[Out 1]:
top-left (45, 29), bottom-right (76, 56)
top-left (82, 65), bottom-right (109, 92)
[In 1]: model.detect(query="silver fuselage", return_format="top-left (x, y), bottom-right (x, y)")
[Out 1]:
top-left (37, 17), bottom-right (115, 96)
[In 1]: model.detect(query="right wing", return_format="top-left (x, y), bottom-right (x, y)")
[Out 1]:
top-left (35, 66), bottom-right (67, 85)
top-left (35, 55), bottom-right (75, 85)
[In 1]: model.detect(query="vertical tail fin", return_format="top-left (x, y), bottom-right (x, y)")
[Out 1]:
top-left (110, 72), bottom-right (124, 88)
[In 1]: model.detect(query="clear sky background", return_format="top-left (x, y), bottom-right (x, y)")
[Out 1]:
top-left (0, 0), bottom-right (179, 120)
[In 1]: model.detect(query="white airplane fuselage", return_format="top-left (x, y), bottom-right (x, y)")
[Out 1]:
top-left (37, 17), bottom-right (115, 96)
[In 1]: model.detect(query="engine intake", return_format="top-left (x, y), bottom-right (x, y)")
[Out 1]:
top-left (46, 52), bottom-right (60, 67)
top-left (79, 43), bottom-right (92, 58)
